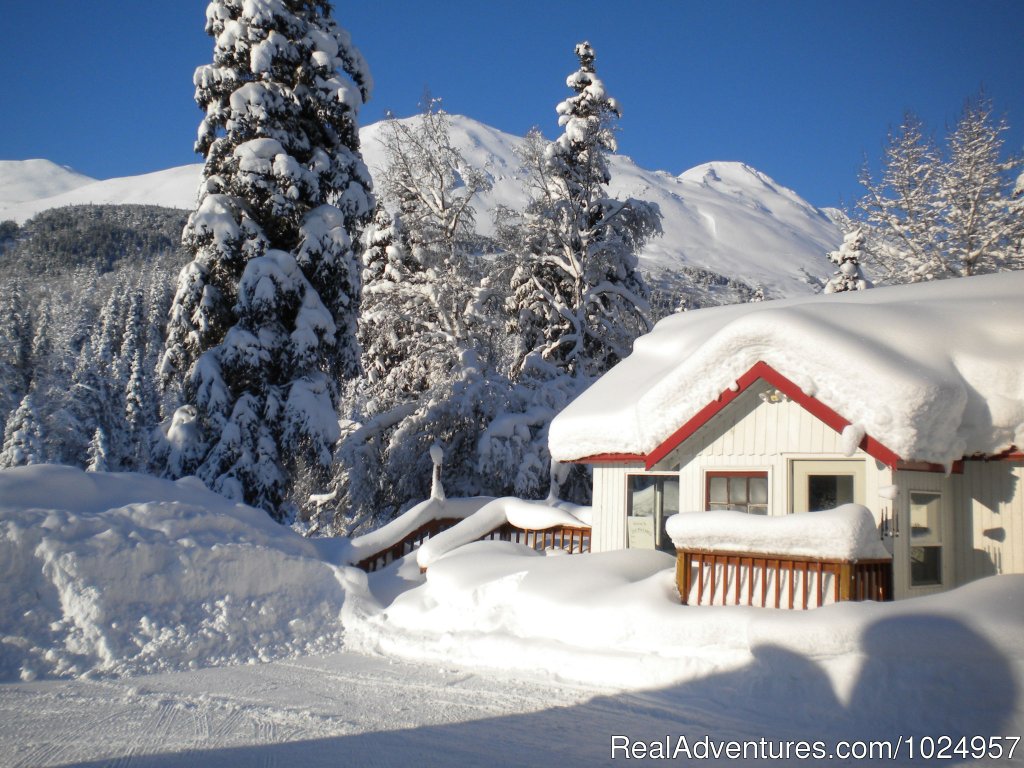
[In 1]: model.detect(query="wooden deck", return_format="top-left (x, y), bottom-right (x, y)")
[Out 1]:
top-left (675, 548), bottom-right (892, 609)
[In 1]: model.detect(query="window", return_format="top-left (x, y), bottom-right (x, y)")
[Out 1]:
top-left (627, 475), bottom-right (679, 553)
top-left (706, 472), bottom-right (768, 515)
top-left (790, 460), bottom-right (864, 513)
top-left (909, 491), bottom-right (943, 587)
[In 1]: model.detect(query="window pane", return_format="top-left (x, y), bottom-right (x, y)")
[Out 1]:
top-left (835, 475), bottom-right (854, 505)
top-left (808, 474), bottom-right (853, 510)
top-left (748, 504), bottom-right (768, 515)
top-left (709, 477), bottom-right (728, 504)
top-left (729, 476), bottom-right (748, 504)
top-left (749, 477), bottom-right (768, 504)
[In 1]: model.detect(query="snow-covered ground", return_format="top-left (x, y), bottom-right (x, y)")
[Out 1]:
top-left (2, 465), bottom-right (1022, 766)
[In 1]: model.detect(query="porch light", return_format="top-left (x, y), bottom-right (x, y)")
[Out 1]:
top-left (758, 388), bottom-right (790, 404)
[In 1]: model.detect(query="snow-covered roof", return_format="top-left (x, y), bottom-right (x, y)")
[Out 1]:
top-left (549, 272), bottom-right (1024, 466)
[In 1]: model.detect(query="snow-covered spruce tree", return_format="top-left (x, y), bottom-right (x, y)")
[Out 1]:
top-left (159, 1), bottom-right (374, 518)
top-left (329, 105), bottom-right (499, 530)
top-left (823, 228), bottom-right (871, 293)
top-left (356, 203), bottom-right (453, 407)
top-left (506, 42), bottom-right (660, 379)
top-left (86, 426), bottom-right (111, 473)
top-left (0, 393), bottom-right (45, 468)
top-left (0, 281), bottom-right (32, 436)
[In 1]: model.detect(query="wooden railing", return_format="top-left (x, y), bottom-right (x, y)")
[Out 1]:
top-left (355, 517), bottom-right (462, 572)
top-left (483, 522), bottom-right (592, 554)
top-left (356, 519), bottom-right (591, 573)
top-left (675, 548), bottom-right (892, 609)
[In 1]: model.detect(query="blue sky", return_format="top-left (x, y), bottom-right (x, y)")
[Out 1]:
top-left (1, 1), bottom-right (1021, 208)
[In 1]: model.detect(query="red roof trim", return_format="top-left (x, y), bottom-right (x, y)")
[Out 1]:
top-left (970, 447), bottom-right (1024, 463)
top-left (642, 361), bottom-right (903, 470)
top-left (573, 453), bottom-right (645, 465)
top-left (896, 460), bottom-right (964, 474)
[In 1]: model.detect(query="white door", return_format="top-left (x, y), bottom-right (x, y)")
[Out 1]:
top-left (897, 474), bottom-right (954, 597)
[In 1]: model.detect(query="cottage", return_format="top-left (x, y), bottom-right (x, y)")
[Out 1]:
top-left (549, 272), bottom-right (1024, 600)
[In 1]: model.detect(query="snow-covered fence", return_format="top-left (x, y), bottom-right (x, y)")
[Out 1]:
top-left (666, 505), bottom-right (892, 609)
top-left (349, 497), bottom-right (495, 573)
top-left (349, 496), bottom-right (592, 573)
top-left (416, 497), bottom-right (592, 570)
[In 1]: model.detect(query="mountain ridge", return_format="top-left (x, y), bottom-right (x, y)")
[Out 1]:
top-left (1, 115), bottom-right (842, 298)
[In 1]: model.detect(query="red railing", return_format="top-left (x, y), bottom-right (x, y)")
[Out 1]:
top-left (355, 519), bottom-right (591, 573)
top-left (676, 548), bottom-right (892, 609)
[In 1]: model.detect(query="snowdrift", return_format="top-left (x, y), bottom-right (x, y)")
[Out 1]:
top-left (354, 540), bottom-right (1024, 741)
top-left (0, 465), bottom-right (354, 682)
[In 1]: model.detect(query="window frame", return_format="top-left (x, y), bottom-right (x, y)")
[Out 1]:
top-left (789, 459), bottom-right (865, 513)
top-left (704, 470), bottom-right (769, 515)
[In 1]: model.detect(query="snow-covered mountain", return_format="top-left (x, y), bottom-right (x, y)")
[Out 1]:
top-left (0, 164), bottom-right (203, 224)
top-left (0, 159), bottom-right (96, 205)
top-left (1, 115), bottom-right (842, 297)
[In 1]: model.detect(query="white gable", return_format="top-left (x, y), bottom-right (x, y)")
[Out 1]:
top-left (550, 272), bottom-right (1024, 466)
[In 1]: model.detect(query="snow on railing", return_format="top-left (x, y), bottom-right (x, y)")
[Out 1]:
top-left (349, 496), bottom-right (494, 572)
top-left (416, 497), bottom-right (592, 570)
top-left (666, 505), bottom-right (892, 608)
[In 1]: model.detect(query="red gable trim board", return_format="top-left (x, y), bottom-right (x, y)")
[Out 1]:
top-left (578, 361), bottom-right (904, 470)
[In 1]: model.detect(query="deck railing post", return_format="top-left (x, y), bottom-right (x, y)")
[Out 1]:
top-left (676, 550), bottom-right (693, 605)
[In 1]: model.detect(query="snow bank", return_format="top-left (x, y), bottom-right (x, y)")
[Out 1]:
top-left (415, 497), bottom-right (591, 569)
top-left (550, 272), bottom-right (1024, 466)
top-left (0, 465), bottom-right (354, 681)
top-left (666, 504), bottom-right (891, 560)
top-left (352, 540), bottom-right (1024, 737)
top-left (351, 543), bottom-right (751, 689)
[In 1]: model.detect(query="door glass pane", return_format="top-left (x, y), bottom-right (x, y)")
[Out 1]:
top-left (911, 546), bottom-right (942, 586)
top-left (661, 478), bottom-right (680, 516)
top-left (709, 477), bottom-right (728, 504)
top-left (658, 478), bottom-right (680, 553)
top-left (629, 476), bottom-right (656, 517)
top-left (910, 491), bottom-right (941, 544)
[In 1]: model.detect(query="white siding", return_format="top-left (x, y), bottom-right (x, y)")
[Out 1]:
top-left (956, 461), bottom-right (1024, 580)
top-left (589, 383), bottom-right (892, 551)
top-left (591, 463), bottom-right (638, 552)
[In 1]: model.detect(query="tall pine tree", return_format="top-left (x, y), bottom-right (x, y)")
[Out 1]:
top-left (506, 42), bottom-right (660, 379)
top-left (160, 0), bottom-right (374, 518)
